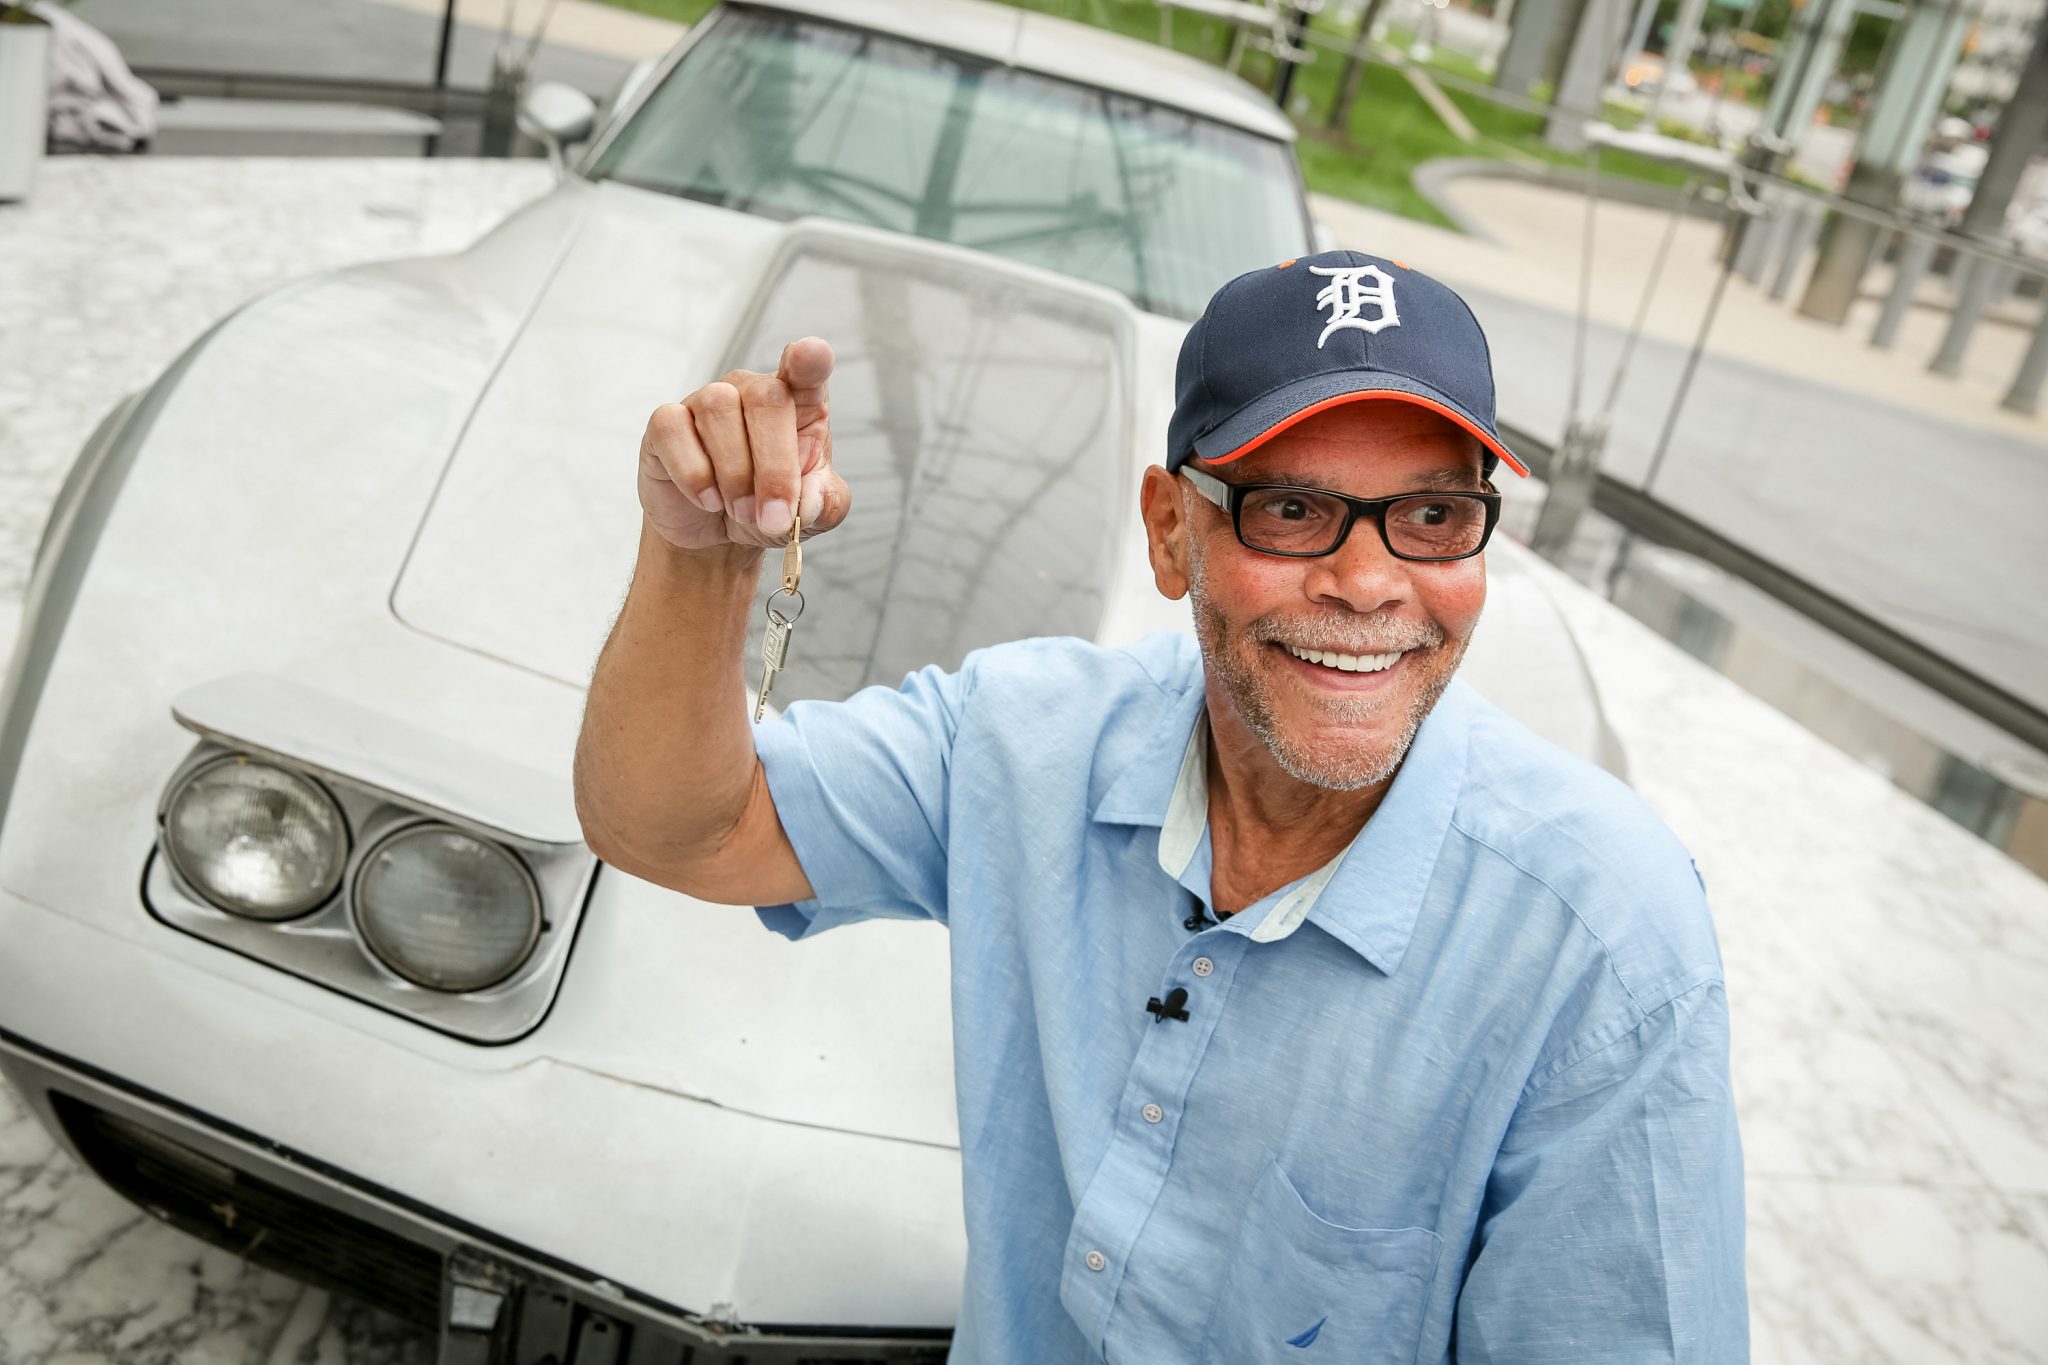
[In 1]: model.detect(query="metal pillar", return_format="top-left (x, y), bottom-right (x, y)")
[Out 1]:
top-left (479, 50), bottom-right (524, 157)
top-left (1769, 201), bottom-right (1825, 300)
top-left (1929, 254), bottom-right (1996, 375)
top-left (1758, 0), bottom-right (1854, 153)
top-left (1530, 418), bottom-right (1610, 560)
top-left (1957, 14), bottom-right (2048, 240)
top-left (1799, 0), bottom-right (1978, 324)
top-left (1644, 0), bottom-right (1709, 124)
top-left (1328, 0), bottom-right (1391, 130)
top-left (1544, 0), bottom-right (1632, 149)
top-left (1272, 4), bottom-right (1315, 110)
top-left (1619, 0), bottom-right (1658, 81)
top-left (2001, 299), bottom-right (2048, 413)
top-left (1871, 232), bottom-right (1936, 347)
top-left (1736, 195), bottom-right (1785, 283)
top-left (1720, 0), bottom-right (1850, 264)
top-left (1497, 0), bottom-right (1585, 96)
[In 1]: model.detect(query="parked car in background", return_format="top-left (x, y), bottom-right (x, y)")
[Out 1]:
top-left (1618, 51), bottom-right (1698, 99)
top-left (2009, 198), bottom-right (2048, 259)
top-left (1902, 140), bottom-right (1988, 227)
top-left (0, 0), bottom-right (1625, 1357)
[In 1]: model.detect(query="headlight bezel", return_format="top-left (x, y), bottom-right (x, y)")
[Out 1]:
top-left (145, 738), bottom-right (596, 1044)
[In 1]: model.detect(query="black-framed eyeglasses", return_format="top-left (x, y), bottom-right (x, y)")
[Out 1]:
top-left (1180, 465), bottom-right (1501, 562)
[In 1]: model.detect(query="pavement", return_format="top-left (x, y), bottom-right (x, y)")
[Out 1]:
top-left (364, 0), bottom-right (687, 61)
top-left (1313, 179), bottom-right (2048, 719)
top-left (2, 153), bottom-right (2045, 1365)
top-left (69, 0), bottom-right (679, 99)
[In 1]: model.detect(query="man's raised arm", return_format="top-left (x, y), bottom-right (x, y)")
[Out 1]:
top-left (573, 336), bottom-right (848, 905)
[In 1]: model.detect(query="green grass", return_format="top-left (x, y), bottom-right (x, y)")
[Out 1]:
top-left (581, 0), bottom-right (1694, 229)
top-left (1381, 26), bottom-right (1492, 85)
top-left (1291, 63), bottom-right (1475, 227)
top-left (586, 0), bottom-right (717, 21)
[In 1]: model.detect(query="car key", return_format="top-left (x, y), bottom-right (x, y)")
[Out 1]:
top-left (752, 515), bottom-right (804, 723)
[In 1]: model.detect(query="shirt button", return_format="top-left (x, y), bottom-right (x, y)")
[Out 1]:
top-left (1085, 1250), bottom-right (1107, 1272)
top-left (1192, 956), bottom-right (1214, 977)
top-left (1142, 1102), bottom-right (1164, 1124)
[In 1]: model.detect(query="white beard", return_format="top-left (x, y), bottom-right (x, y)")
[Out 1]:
top-left (1184, 524), bottom-right (1466, 792)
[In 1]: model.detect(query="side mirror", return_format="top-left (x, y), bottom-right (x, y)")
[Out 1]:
top-left (517, 81), bottom-right (598, 176)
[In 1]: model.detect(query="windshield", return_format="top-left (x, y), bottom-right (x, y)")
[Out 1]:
top-left (587, 6), bottom-right (1311, 319)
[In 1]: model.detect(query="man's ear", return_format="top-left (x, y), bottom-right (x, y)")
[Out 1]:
top-left (1140, 465), bottom-right (1191, 601)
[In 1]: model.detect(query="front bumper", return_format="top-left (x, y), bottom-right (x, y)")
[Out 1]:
top-left (0, 869), bottom-right (964, 1343)
top-left (0, 1029), bottom-right (951, 1362)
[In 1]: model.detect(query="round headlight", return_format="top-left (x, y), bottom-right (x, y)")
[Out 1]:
top-left (161, 755), bottom-right (349, 920)
top-left (351, 824), bottom-right (541, 993)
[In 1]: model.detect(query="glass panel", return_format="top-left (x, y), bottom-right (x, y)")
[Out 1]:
top-left (720, 233), bottom-right (1131, 704)
top-left (591, 9), bottom-right (1309, 318)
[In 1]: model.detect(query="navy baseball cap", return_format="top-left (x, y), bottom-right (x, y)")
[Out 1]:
top-left (1166, 249), bottom-right (1528, 480)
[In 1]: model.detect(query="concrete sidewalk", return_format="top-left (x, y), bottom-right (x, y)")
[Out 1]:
top-left (1314, 179), bottom-right (2048, 716)
top-left (71, 0), bottom-right (665, 97)
top-left (365, 0), bottom-right (687, 62)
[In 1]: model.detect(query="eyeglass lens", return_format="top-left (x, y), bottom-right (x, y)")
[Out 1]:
top-left (1237, 487), bottom-right (1489, 559)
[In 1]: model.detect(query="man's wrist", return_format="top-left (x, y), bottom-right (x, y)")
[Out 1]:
top-left (638, 515), bottom-right (768, 580)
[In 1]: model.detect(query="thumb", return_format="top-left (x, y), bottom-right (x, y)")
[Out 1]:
top-left (776, 335), bottom-right (834, 432)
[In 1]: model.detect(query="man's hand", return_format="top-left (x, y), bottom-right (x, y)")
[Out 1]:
top-left (639, 335), bottom-right (850, 550)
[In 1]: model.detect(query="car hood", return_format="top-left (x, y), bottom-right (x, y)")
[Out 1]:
top-left (391, 183), bottom-right (1148, 701)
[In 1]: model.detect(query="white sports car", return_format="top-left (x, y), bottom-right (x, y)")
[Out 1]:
top-left (0, 0), bottom-right (1619, 1356)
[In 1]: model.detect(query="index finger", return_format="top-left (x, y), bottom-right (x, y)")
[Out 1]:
top-left (776, 336), bottom-right (833, 433)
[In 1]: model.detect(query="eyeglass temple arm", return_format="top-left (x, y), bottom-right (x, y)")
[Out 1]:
top-left (1177, 465), bottom-right (1231, 511)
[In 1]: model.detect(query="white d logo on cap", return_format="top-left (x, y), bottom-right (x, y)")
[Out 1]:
top-left (1309, 263), bottom-right (1400, 348)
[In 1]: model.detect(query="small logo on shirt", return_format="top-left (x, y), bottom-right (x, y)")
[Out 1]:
top-left (1287, 1315), bottom-right (1328, 1348)
top-left (1309, 263), bottom-right (1400, 346)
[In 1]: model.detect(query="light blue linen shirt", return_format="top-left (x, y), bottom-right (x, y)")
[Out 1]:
top-left (753, 631), bottom-right (1747, 1364)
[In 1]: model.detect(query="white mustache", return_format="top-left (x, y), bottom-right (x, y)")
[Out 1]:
top-left (1249, 615), bottom-right (1444, 655)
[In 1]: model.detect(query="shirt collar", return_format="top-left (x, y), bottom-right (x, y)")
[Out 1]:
top-left (1091, 677), bottom-right (1206, 829)
top-left (1093, 669), bottom-right (1476, 978)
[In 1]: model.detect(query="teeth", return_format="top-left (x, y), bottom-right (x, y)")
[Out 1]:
top-left (1285, 644), bottom-right (1403, 673)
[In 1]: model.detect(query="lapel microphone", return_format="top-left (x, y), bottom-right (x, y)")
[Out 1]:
top-left (1145, 986), bottom-right (1190, 1022)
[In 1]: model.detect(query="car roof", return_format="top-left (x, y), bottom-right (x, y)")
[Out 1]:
top-left (732, 0), bottom-right (1296, 142)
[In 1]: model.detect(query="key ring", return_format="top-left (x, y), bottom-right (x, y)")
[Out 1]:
top-left (767, 588), bottom-right (804, 626)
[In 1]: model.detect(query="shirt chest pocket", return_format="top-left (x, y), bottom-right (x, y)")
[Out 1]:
top-left (1197, 1155), bottom-right (1445, 1365)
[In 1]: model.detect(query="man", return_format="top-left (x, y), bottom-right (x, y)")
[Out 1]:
top-left (575, 249), bottom-right (1748, 1362)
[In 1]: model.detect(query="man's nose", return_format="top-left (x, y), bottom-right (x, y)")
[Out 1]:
top-left (1301, 517), bottom-right (1413, 615)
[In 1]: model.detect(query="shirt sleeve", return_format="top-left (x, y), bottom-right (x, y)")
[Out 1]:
top-left (1453, 978), bottom-right (1749, 1363)
top-left (749, 657), bottom-right (970, 941)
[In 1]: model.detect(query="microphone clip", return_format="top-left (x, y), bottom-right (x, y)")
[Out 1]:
top-left (1145, 986), bottom-right (1190, 1023)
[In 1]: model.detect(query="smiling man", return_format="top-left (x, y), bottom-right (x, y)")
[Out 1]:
top-left (575, 249), bottom-right (1749, 1363)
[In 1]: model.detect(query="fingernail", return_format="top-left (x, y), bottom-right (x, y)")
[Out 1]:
top-left (799, 484), bottom-right (824, 525)
top-left (759, 499), bottom-right (792, 537)
top-left (696, 488), bottom-right (723, 514)
top-left (733, 495), bottom-right (757, 525)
